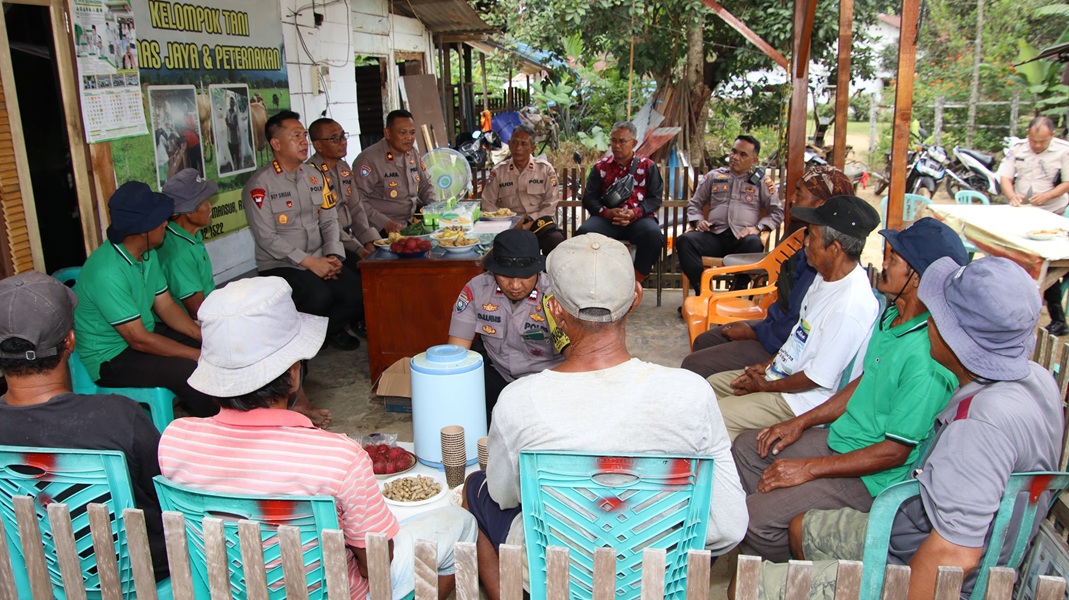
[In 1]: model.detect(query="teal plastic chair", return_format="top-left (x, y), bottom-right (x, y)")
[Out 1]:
top-left (153, 476), bottom-right (340, 599)
top-left (0, 445), bottom-right (171, 599)
top-left (519, 451), bottom-right (714, 600)
top-left (859, 471), bottom-right (1069, 599)
top-left (955, 190), bottom-right (990, 205)
top-left (68, 349), bottom-right (176, 433)
top-left (879, 194), bottom-right (933, 226)
top-left (51, 266), bottom-right (82, 289)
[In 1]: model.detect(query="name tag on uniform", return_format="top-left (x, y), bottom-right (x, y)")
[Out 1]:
top-left (522, 330), bottom-right (546, 341)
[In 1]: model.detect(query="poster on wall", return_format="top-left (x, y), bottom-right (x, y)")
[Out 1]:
top-left (209, 84), bottom-right (258, 178)
top-left (73, 0), bottom-right (148, 143)
top-left (109, 0), bottom-right (290, 241)
top-left (146, 85), bottom-right (205, 189)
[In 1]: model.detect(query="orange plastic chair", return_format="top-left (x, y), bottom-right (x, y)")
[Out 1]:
top-left (681, 228), bottom-right (807, 346)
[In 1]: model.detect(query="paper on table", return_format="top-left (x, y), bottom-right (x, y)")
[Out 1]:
top-left (471, 220), bottom-right (512, 234)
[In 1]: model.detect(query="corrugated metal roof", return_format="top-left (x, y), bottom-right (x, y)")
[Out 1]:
top-left (391, 0), bottom-right (498, 36)
top-left (465, 39), bottom-right (559, 74)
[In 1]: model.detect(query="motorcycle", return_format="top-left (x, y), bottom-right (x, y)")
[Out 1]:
top-left (872, 143), bottom-right (952, 198)
top-left (453, 129), bottom-right (503, 173)
top-left (945, 136), bottom-right (1020, 199)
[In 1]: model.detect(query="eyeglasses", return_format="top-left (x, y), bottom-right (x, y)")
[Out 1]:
top-left (314, 132), bottom-right (350, 143)
top-left (493, 256), bottom-right (538, 268)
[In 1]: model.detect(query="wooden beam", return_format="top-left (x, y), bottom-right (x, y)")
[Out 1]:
top-left (831, 0), bottom-right (853, 168)
top-left (796, 0), bottom-right (819, 79)
top-left (887, 0), bottom-right (922, 231)
top-left (785, 0), bottom-right (811, 218)
top-left (700, 0), bottom-right (789, 70)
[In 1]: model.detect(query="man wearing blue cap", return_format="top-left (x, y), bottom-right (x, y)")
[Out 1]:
top-left (729, 217), bottom-right (969, 566)
top-left (74, 181), bottom-right (217, 416)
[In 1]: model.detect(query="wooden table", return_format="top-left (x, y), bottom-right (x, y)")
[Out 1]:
top-left (929, 204), bottom-right (1069, 290)
top-left (359, 248), bottom-right (486, 382)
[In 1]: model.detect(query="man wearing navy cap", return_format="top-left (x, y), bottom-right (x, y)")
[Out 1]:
top-left (728, 217), bottom-right (970, 566)
top-left (74, 181), bottom-right (216, 416)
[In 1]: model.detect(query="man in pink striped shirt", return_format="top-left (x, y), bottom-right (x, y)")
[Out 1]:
top-left (158, 276), bottom-right (476, 599)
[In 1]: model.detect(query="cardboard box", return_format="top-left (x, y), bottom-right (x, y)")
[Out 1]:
top-left (374, 358), bottom-right (412, 413)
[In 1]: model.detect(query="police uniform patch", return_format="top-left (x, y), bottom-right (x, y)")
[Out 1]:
top-left (251, 188), bottom-right (266, 209)
top-left (414, 174), bottom-right (420, 183)
top-left (390, 190), bottom-right (398, 198)
top-left (714, 172), bottom-right (729, 180)
top-left (346, 186), bottom-right (351, 195)
top-left (421, 160), bottom-right (427, 171)
top-left (340, 169), bottom-right (351, 177)
top-left (360, 165), bottom-right (372, 178)
top-left (764, 178), bottom-right (776, 196)
top-left (482, 302), bottom-right (499, 312)
top-left (530, 313), bottom-right (545, 322)
top-left (550, 174), bottom-right (557, 186)
top-left (530, 348), bottom-right (544, 357)
top-left (286, 201), bottom-right (293, 207)
top-left (309, 177), bottom-right (320, 186)
top-left (386, 152), bottom-right (394, 161)
top-left (745, 194), bottom-right (755, 203)
top-left (482, 325), bottom-right (497, 335)
top-left (388, 181), bottom-right (398, 187)
top-left (488, 171), bottom-right (496, 182)
top-left (278, 214), bottom-right (289, 224)
top-left (455, 286), bottom-right (474, 313)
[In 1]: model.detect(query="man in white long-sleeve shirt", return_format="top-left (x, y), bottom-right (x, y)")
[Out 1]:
top-left (463, 233), bottom-right (748, 600)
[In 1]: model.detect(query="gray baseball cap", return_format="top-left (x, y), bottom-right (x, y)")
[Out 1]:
top-left (546, 233), bottom-right (635, 323)
top-left (162, 168), bottom-right (218, 215)
top-left (918, 256), bottom-right (1039, 381)
top-left (0, 271), bottom-right (77, 360)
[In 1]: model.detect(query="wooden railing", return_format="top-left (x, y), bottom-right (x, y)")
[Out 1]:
top-left (4, 500), bottom-right (1067, 600)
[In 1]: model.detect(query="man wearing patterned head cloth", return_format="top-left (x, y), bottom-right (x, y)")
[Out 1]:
top-left (681, 165), bottom-right (854, 378)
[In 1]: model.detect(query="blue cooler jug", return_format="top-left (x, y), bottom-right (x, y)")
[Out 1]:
top-left (410, 345), bottom-right (486, 468)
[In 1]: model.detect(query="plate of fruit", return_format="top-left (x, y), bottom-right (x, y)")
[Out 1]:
top-left (363, 443), bottom-right (418, 478)
top-left (389, 236), bottom-right (434, 258)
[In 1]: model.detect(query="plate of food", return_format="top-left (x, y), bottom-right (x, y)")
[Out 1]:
top-left (381, 474), bottom-right (448, 507)
top-left (373, 238), bottom-right (392, 248)
top-left (363, 444), bottom-right (418, 479)
top-left (434, 228), bottom-right (481, 251)
top-left (482, 208), bottom-right (515, 220)
top-left (1027, 229), bottom-right (1062, 241)
top-left (388, 236), bottom-right (435, 258)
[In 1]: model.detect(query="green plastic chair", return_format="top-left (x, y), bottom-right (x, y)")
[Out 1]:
top-left (879, 194), bottom-right (933, 226)
top-left (153, 475), bottom-right (341, 599)
top-left (68, 349), bottom-right (176, 433)
top-left (954, 190), bottom-right (990, 205)
top-left (0, 445), bottom-right (171, 599)
top-left (519, 451), bottom-right (714, 600)
top-left (859, 471), bottom-right (1069, 599)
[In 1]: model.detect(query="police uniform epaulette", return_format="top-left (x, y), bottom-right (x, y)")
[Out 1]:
top-left (272, 160), bottom-right (283, 174)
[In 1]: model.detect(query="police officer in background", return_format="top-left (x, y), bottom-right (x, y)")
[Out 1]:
top-left (481, 124), bottom-right (566, 255)
top-left (998, 115), bottom-right (1069, 336)
top-left (676, 135), bottom-right (784, 293)
top-left (242, 110), bottom-right (362, 353)
top-left (447, 229), bottom-right (565, 424)
top-left (308, 118), bottom-right (378, 267)
top-left (354, 109), bottom-right (438, 234)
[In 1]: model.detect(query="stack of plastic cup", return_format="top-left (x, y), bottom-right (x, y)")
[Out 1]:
top-left (441, 425), bottom-right (467, 488)
top-left (477, 437), bottom-right (489, 471)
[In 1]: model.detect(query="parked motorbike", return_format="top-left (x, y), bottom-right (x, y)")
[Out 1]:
top-left (945, 136), bottom-right (1020, 199)
top-left (454, 129), bottom-right (503, 173)
top-left (872, 143), bottom-right (951, 198)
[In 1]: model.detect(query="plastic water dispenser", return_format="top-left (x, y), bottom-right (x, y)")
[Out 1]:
top-left (410, 345), bottom-right (486, 468)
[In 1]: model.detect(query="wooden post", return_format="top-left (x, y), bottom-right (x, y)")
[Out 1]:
top-left (442, 45), bottom-right (455, 146)
top-left (831, 0), bottom-right (854, 169)
top-left (933, 96), bottom-right (945, 146)
top-left (887, 0), bottom-right (923, 231)
top-left (786, 0), bottom-right (816, 212)
top-left (966, 0), bottom-right (984, 148)
top-left (869, 80), bottom-right (882, 163)
top-left (480, 52), bottom-right (488, 113)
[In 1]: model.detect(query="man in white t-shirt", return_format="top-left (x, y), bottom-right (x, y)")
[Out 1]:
top-left (462, 233), bottom-right (747, 600)
top-left (710, 195), bottom-right (881, 440)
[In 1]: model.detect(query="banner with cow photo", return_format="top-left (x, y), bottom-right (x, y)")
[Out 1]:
top-left (109, 0), bottom-right (289, 241)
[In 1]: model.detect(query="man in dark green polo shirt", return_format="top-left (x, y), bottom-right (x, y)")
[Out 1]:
top-left (728, 217), bottom-right (970, 564)
top-left (159, 168), bottom-right (216, 319)
top-left (73, 181), bottom-right (217, 416)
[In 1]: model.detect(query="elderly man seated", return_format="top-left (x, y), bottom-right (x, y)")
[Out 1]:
top-left (157, 168), bottom-right (217, 319)
top-left (157, 277), bottom-right (476, 600)
top-left (463, 233), bottom-right (747, 600)
top-left (0, 272), bottom-right (168, 579)
top-left (729, 217), bottom-right (968, 565)
top-left (711, 195), bottom-right (881, 441)
top-left (681, 165), bottom-right (855, 378)
top-left (755, 257), bottom-right (1063, 600)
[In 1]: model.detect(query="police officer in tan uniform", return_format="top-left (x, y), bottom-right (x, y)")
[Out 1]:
top-left (447, 229), bottom-right (564, 424)
top-left (353, 109), bottom-right (437, 234)
top-left (242, 110), bottom-right (362, 352)
top-left (676, 135), bottom-right (784, 293)
top-left (481, 124), bottom-right (565, 255)
top-left (308, 118), bottom-right (378, 265)
top-left (998, 115), bottom-right (1069, 335)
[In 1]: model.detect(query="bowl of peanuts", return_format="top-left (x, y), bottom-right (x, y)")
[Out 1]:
top-left (380, 474), bottom-right (447, 507)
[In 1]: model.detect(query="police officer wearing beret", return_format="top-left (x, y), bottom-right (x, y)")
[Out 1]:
top-left (481, 124), bottom-right (566, 255)
top-left (676, 135), bottom-right (784, 293)
top-left (241, 110), bottom-right (362, 352)
top-left (353, 109), bottom-right (438, 234)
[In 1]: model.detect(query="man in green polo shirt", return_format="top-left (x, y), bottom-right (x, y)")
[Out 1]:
top-left (727, 217), bottom-right (969, 564)
top-left (159, 168), bottom-right (216, 319)
top-left (73, 181), bottom-right (217, 416)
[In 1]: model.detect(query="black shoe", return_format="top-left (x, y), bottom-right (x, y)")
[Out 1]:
top-left (328, 331), bottom-right (361, 350)
top-left (1048, 321), bottom-right (1069, 337)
